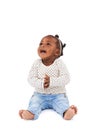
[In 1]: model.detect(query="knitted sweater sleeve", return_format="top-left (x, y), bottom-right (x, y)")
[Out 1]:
top-left (27, 60), bottom-right (44, 88)
top-left (50, 59), bottom-right (70, 87)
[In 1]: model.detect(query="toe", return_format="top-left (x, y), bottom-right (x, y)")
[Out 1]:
top-left (19, 110), bottom-right (24, 118)
top-left (70, 105), bottom-right (77, 114)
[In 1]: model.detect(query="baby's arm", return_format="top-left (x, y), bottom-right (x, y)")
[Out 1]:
top-left (27, 60), bottom-right (44, 88)
top-left (50, 74), bottom-right (70, 87)
top-left (50, 60), bottom-right (70, 87)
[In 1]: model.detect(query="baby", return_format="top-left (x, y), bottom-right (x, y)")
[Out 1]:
top-left (19, 34), bottom-right (77, 120)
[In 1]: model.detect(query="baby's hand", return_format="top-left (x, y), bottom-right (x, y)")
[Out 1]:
top-left (44, 74), bottom-right (50, 88)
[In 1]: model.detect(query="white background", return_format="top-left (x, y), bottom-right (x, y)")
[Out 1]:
top-left (0, 0), bottom-right (97, 129)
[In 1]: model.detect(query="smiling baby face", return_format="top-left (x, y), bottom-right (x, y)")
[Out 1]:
top-left (38, 35), bottom-right (60, 62)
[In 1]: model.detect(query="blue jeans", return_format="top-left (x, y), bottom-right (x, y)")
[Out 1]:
top-left (27, 92), bottom-right (69, 120)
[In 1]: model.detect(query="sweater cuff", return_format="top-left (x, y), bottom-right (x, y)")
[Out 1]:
top-left (41, 79), bottom-right (44, 88)
top-left (50, 77), bottom-right (55, 87)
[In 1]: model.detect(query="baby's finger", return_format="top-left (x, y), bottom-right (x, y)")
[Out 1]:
top-left (44, 82), bottom-right (49, 88)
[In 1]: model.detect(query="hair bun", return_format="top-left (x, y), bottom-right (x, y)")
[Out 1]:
top-left (55, 34), bottom-right (59, 38)
top-left (62, 43), bottom-right (66, 48)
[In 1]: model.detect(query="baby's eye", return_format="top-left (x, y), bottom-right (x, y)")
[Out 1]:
top-left (47, 42), bottom-right (51, 46)
top-left (39, 42), bottom-right (43, 46)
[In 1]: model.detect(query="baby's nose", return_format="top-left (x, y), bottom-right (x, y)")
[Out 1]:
top-left (41, 44), bottom-right (46, 48)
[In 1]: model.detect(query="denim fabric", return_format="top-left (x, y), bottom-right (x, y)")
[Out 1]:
top-left (27, 92), bottom-right (69, 120)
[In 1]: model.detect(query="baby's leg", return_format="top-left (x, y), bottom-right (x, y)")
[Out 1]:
top-left (63, 105), bottom-right (77, 120)
top-left (19, 110), bottom-right (34, 120)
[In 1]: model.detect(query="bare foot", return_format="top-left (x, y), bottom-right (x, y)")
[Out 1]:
top-left (64, 105), bottom-right (77, 120)
top-left (19, 110), bottom-right (34, 120)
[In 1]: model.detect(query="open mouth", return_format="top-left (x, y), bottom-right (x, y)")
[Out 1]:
top-left (40, 50), bottom-right (46, 53)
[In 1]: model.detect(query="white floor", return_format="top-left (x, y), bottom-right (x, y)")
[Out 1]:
top-left (1, 105), bottom-right (97, 130)
top-left (0, 84), bottom-right (97, 130)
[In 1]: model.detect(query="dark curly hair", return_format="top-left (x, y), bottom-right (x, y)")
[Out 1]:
top-left (54, 34), bottom-right (66, 56)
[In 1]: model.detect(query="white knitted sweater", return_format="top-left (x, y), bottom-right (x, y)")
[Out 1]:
top-left (28, 58), bottom-right (70, 94)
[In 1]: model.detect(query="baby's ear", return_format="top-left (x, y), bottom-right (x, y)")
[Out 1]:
top-left (55, 49), bottom-right (60, 57)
